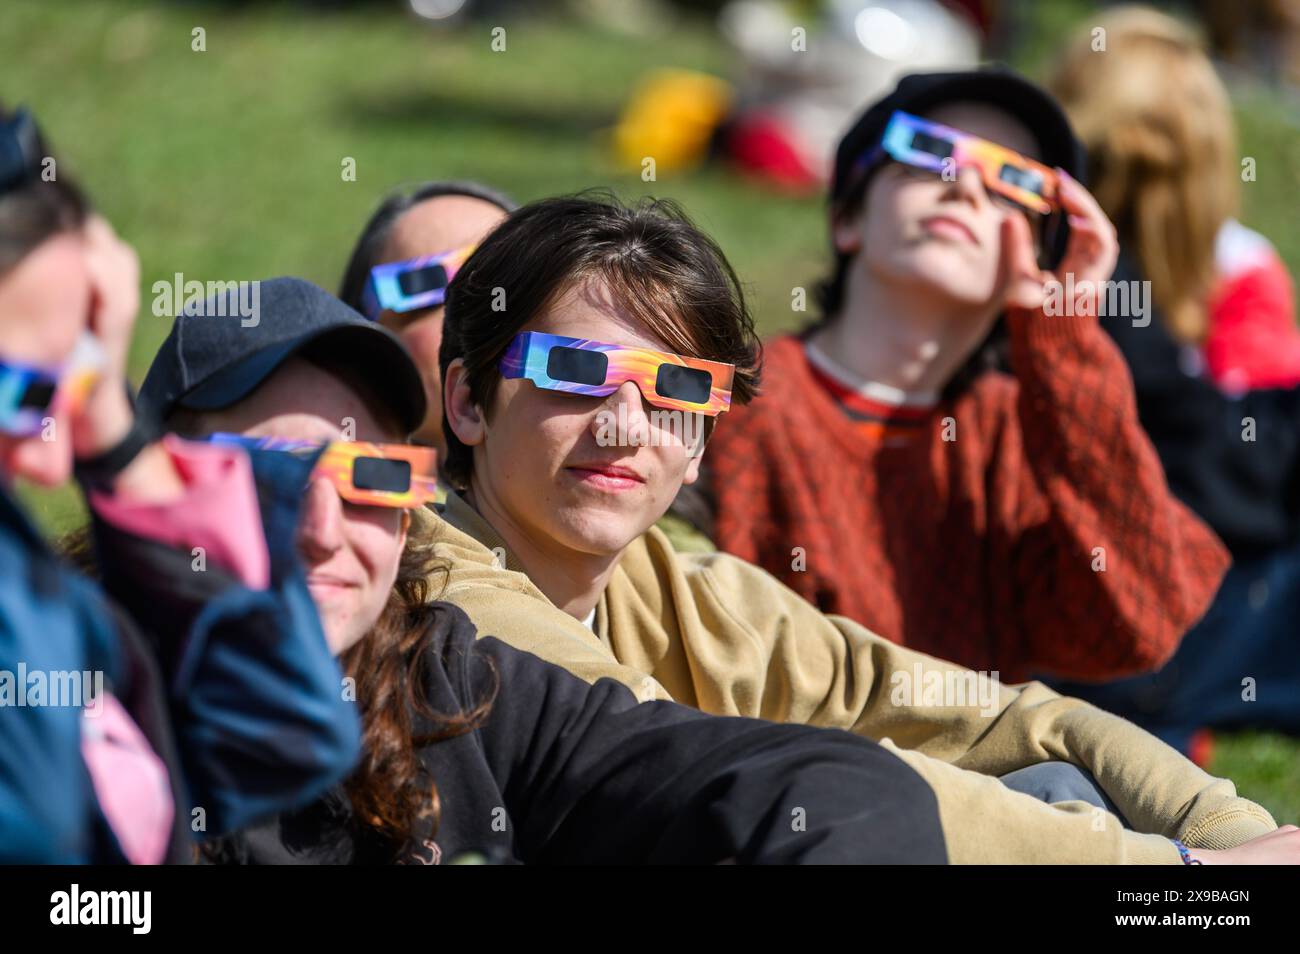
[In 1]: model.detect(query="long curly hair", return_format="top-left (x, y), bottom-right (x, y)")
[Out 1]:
top-left (336, 506), bottom-right (493, 852)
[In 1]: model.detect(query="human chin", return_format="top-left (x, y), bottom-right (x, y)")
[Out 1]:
top-left (889, 240), bottom-right (995, 303)
top-left (312, 593), bottom-right (368, 656)
top-left (537, 454), bottom-right (661, 554)
top-left (546, 492), bottom-right (650, 556)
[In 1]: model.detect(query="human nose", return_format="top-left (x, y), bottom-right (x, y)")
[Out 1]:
top-left (590, 379), bottom-right (652, 443)
top-left (297, 476), bottom-right (345, 563)
top-left (940, 164), bottom-right (988, 209)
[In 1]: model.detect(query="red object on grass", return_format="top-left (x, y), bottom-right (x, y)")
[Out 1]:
top-left (725, 112), bottom-right (822, 193)
top-left (1187, 728), bottom-right (1215, 770)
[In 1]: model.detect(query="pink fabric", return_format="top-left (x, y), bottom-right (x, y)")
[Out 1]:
top-left (89, 434), bottom-right (270, 590)
top-left (80, 693), bottom-right (173, 865)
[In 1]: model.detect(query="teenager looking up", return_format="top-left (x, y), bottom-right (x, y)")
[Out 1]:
top-left (686, 68), bottom-right (1230, 684)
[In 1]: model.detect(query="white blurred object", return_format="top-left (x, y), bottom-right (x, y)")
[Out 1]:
top-left (409, 0), bottom-right (470, 20)
top-left (719, 0), bottom-right (979, 183)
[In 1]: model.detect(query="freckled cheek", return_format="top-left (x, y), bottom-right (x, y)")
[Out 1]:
top-left (351, 518), bottom-right (405, 593)
top-left (493, 388), bottom-right (591, 473)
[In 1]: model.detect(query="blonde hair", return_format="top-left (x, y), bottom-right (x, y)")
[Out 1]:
top-left (1050, 6), bottom-right (1238, 343)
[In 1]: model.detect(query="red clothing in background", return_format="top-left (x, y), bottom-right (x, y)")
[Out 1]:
top-left (703, 306), bottom-right (1230, 683)
top-left (1204, 219), bottom-right (1300, 392)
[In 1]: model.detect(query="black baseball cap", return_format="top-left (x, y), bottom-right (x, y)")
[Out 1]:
top-left (141, 276), bottom-right (426, 435)
top-left (830, 66), bottom-right (1086, 205)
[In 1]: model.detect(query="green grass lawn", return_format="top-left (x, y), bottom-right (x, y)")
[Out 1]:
top-left (2, 0), bottom-right (1297, 824)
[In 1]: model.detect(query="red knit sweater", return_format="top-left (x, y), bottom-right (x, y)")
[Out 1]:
top-left (703, 307), bottom-right (1231, 683)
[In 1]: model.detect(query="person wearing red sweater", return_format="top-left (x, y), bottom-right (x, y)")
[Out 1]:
top-left (685, 69), bottom-right (1230, 684)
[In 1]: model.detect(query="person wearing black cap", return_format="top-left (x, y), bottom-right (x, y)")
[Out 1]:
top-left (142, 275), bottom-right (429, 656)
top-left (138, 276), bottom-right (951, 865)
top-left (688, 66), bottom-right (1231, 686)
top-left (0, 108), bottom-right (360, 862)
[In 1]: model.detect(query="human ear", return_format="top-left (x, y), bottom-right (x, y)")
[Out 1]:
top-left (831, 204), bottom-right (865, 256)
top-left (443, 357), bottom-right (487, 448)
top-left (682, 451), bottom-right (703, 485)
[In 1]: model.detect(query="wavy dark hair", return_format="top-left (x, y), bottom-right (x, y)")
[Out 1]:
top-left (439, 190), bottom-right (764, 489)
top-left (335, 507), bottom-right (492, 850)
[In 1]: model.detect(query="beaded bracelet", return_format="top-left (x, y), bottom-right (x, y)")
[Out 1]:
top-left (1172, 839), bottom-right (1203, 865)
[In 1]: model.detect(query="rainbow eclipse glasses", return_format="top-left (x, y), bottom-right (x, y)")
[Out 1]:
top-left (0, 333), bottom-right (104, 437)
top-left (500, 332), bottom-right (735, 416)
top-left (862, 111), bottom-right (1060, 215)
top-left (208, 433), bottom-right (438, 508)
top-left (359, 243), bottom-right (476, 320)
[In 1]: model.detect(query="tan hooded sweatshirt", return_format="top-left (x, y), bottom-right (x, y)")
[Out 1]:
top-left (428, 492), bottom-right (1275, 863)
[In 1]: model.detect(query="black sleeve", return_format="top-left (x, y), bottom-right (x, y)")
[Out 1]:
top-left (436, 608), bottom-right (947, 864)
top-left (1102, 259), bottom-right (1300, 554)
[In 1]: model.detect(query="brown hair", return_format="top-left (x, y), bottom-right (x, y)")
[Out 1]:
top-left (438, 191), bottom-right (762, 489)
top-left (0, 104), bottom-right (90, 277)
top-left (336, 507), bottom-right (492, 850)
top-left (1050, 6), bottom-right (1237, 343)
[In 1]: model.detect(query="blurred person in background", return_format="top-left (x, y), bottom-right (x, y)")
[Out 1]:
top-left (1046, 5), bottom-right (1300, 762)
top-left (1198, 0), bottom-right (1300, 86)
top-left (338, 180), bottom-right (515, 465)
top-left (0, 106), bottom-right (359, 862)
top-left (717, 0), bottom-right (980, 190)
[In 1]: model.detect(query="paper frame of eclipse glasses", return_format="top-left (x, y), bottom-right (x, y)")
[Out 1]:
top-left (499, 331), bottom-right (736, 416)
top-left (207, 433), bottom-right (439, 508)
top-left (860, 110), bottom-right (1061, 216)
top-left (359, 242), bottom-right (477, 320)
top-left (0, 333), bottom-right (105, 437)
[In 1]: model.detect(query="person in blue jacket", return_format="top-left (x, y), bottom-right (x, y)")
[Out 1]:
top-left (0, 104), bottom-right (362, 863)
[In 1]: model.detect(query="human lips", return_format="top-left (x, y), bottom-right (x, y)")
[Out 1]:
top-left (305, 572), bottom-right (361, 593)
top-left (565, 461), bottom-right (647, 491)
top-left (920, 214), bottom-right (980, 245)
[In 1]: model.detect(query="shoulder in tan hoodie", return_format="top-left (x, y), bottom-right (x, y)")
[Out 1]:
top-left (428, 492), bottom-right (1276, 863)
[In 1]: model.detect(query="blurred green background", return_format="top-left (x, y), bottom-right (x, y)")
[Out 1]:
top-left (3, 0), bottom-right (1297, 823)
